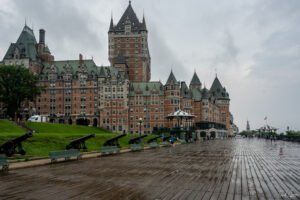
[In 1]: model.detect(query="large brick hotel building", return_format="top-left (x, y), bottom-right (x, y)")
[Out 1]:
top-left (1, 2), bottom-right (237, 137)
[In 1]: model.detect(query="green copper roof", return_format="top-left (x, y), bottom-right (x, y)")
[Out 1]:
top-left (97, 66), bottom-right (126, 80)
top-left (3, 25), bottom-right (38, 61)
top-left (191, 88), bottom-right (202, 101)
top-left (44, 46), bottom-right (51, 54)
top-left (41, 59), bottom-right (98, 76)
top-left (129, 82), bottom-right (164, 96)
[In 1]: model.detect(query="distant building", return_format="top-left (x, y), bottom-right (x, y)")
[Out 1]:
top-left (1, 2), bottom-right (234, 136)
top-left (246, 120), bottom-right (250, 131)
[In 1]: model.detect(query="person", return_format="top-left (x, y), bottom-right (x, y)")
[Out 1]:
top-left (170, 135), bottom-right (175, 147)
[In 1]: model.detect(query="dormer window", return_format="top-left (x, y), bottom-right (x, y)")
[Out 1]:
top-left (125, 19), bottom-right (131, 34)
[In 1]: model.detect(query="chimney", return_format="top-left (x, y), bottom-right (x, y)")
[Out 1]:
top-left (79, 53), bottom-right (83, 65)
top-left (39, 29), bottom-right (45, 44)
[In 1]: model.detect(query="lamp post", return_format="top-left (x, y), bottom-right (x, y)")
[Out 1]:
top-left (138, 117), bottom-right (143, 137)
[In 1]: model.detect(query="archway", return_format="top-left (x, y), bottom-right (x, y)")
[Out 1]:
top-left (76, 118), bottom-right (88, 126)
top-left (200, 131), bottom-right (207, 138)
top-left (68, 118), bottom-right (72, 125)
top-left (93, 118), bottom-right (98, 127)
top-left (210, 131), bottom-right (216, 139)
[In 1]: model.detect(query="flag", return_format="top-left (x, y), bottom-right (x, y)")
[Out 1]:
top-left (264, 116), bottom-right (267, 120)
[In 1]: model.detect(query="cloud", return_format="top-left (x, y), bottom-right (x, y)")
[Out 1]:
top-left (0, 0), bottom-right (300, 131)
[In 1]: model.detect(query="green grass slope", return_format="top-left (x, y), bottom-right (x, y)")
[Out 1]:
top-left (0, 119), bottom-right (26, 135)
top-left (1, 121), bottom-right (159, 157)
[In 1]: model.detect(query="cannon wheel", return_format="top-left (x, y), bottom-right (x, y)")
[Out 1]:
top-left (1, 165), bottom-right (9, 173)
top-left (19, 149), bottom-right (26, 155)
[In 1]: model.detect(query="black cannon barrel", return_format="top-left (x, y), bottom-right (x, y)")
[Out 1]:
top-left (162, 135), bottom-right (171, 142)
top-left (0, 132), bottom-right (33, 156)
top-left (69, 134), bottom-right (95, 144)
top-left (66, 134), bottom-right (95, 150)
top-left (11, 132), bottom-right (33, 143)
top-left (103, 134), bottom-right (126, 146)
top-left (147, 136), bottom-right (161, 144)
top-left (128, 135), bottom-right (148, 144)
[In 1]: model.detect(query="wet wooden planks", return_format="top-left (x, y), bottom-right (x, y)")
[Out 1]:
top-left (0, 139), bottom-right (299, 200)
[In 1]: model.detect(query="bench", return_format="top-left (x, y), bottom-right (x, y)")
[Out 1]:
top-left (179, 139), bottom-right (187, 144)
top-left (49, 149), bottom-right (81, 163)
top-left (101, 146), bottom-right (120, 155)
top-left (148, 142), bottom-right (159, 148)
top-left (160, 141), bottom-right (170, 147)
top-left (130, 143), bottom-right (143, 151)
top-left (0, 155), bottom-right (9, 172)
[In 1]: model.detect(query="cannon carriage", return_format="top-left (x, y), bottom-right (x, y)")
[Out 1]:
top-left (66, 134), bottom-right (95, 150)
top-left (0, 132), bottom-right (32, 157)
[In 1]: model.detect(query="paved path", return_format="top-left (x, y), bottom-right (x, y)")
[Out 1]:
top-left (1, 138), bottom-right (300, 200)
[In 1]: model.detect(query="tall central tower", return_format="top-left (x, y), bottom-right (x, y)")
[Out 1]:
top-left (108, 1), bottom-right (151, 82)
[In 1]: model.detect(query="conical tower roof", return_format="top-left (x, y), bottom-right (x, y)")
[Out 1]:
top-left (210, 76), bottom-right (230, 100)
top-left (190, 72), bottom-right (201, 85)
top-left (166, 70), bottom-right (178, 85)
top-left (202, 87), bottom-right (209, 99)
top-left (210, 76), bottom-right (223, 92)
top-left (113, 1), bottom-right (146, 33)
top-left (108, 17), bottom-right (114, 33)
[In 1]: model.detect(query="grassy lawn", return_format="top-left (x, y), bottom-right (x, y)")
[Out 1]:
top-left (0, 119), bottom-right (26, 135)
top-left (0, 120), bottom-right (159, 158)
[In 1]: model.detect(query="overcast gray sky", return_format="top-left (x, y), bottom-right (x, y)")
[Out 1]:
top-left (1, 0), bottom-right (300, 132)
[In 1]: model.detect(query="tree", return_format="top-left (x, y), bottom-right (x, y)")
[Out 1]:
top-left (0, 65), bottom-right (42, 118)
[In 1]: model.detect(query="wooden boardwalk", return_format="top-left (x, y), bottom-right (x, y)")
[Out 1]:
top-left (0, 138), bottom-right (299, 200)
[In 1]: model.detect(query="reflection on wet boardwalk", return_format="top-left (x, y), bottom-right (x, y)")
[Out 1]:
top-left (1, 138), bottom-right (300, 200)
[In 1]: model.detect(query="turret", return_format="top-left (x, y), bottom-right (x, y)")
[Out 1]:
top-left (39, 29), bottom-right (45, 44)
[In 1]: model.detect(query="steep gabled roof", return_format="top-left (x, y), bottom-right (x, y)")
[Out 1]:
top-left (210, 76), bottom-right (230, 100)
top-left (3, 25), bottom-right (38, 61)
top-left (201, 87), bottom-right (209, 100)
top-left (166, 70), bottom-right (178, 85)
top-left (181, 81), bottom-right (191, 98)
top-left (190, 72), bottom-right (201, 85)
top-left (112, 1), bottom-right (147, 33)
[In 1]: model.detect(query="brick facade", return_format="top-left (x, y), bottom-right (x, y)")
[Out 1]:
top-left (1, 2), bottom-right (234, 135)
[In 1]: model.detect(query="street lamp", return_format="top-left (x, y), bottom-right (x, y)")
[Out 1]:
top-left (138, 117), bottom-right (143, 137)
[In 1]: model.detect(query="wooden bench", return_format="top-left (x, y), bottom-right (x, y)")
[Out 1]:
top-left (179, 139), bottom-right (187, 144)
top-left (49, 149), bottom-right (81, 163)
top-left (101, 146), bottom-right (120, 155)
top-left (130, 144), bottom-right (143, 151)
top-left (0, 155), bottom-right (9, 172)
top-left (160, 141), bottom-right (170, 147)
top-left (148, 142), bottom-right (159, 148)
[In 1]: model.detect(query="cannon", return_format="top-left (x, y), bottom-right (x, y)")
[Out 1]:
top-left (0, 132), bottom-right (33, 157)
top-left (66, 134), bottom-right (95, 150)
top-left (103, 134), bottom-right (126, 147)
top-left (128, 135), bottom-right (148, 144)
top-left (147, 136), bottom-right (161, 144)
top-left (162, 135), bottom-right (171, 142)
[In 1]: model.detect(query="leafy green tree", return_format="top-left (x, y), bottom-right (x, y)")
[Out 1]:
top-left (0, 65), bottom-right (42, 118)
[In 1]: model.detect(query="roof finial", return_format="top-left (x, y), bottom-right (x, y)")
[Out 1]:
top-left (129, 0), bottom-right (131, 5)
top-left (215, 68), bottom-right (218, 77)
top-left (25, 17), bottom-right (27, 26)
